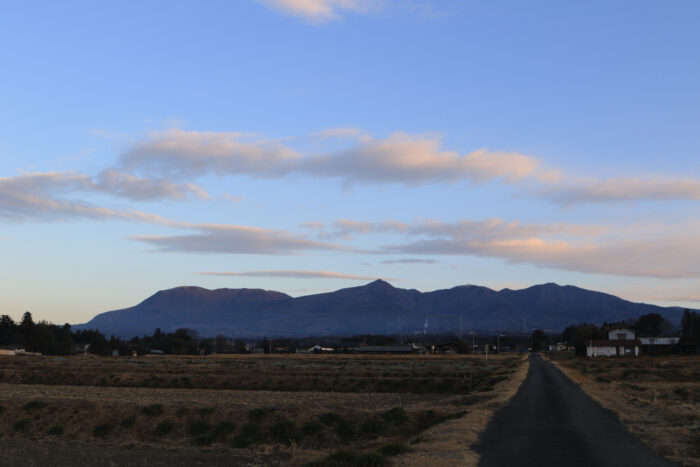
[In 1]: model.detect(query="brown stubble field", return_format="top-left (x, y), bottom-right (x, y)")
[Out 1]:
top-left (0, 353), bottom-right (528, 466)
top-left (548, 354), bottom-right (700, 467)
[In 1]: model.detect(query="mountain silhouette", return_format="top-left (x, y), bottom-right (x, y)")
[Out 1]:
top-left (77, 281), bottom-right (687, 338)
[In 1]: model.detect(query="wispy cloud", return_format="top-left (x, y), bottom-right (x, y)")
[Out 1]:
top-left (384, 222), bottom-right (700, 279)
top-left (542, 177), bottom-right (700, 205)
top-left (118, 128), bottom-right (700, 204)
top-left (380, 258), bottom-right (436, 264)
top-left (0, 171), bottom-right (172, 222)
top-left (121, 129), bottom-right (555, 189)
top-left (96, 169), bottom-right (210, 201)
top-left (120, 129), bottom-right (300, 179)
top-left (132, 224), bottom-right (348, 255)
top-left (197, 270), bottom-right (390, 280)
top-left (256, 0), bottom-right (376, 22)
top-left (0, 170), bottom-right (209, 222)
top-left (306, 217), bottom-right (700, 279)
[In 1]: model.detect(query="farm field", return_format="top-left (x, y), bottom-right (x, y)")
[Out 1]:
top-left (548, 354), bottom-right (700, 467)
top-left (0, 354), bottom-right (527, 466)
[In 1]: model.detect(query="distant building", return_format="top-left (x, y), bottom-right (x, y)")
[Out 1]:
top-left (639, 336), bottom-right (681, 355)
top-left (307, 345), bottom-right (334, 354)
top-left (586, 328), bottom-right (641, 357)
top-left (548, 342), bottom-right (569, 352)
top-left (355, 343), bottom-right (425, 355)
top-left (0, 344), bottom-right (25, 356)
top-left (434, 342), bottom-right (460, 354)
top-left (334, 340), bottom-right (364, 353)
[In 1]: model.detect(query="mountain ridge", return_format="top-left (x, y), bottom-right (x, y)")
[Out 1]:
top-left (76, 281), bottom-right (689, 338)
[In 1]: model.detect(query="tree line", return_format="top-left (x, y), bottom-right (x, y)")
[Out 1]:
top-left (555, 310), bottom-right (700, 356)
top-left (0, 312), bottom-right (252, 356)
top-left (3, 310), bottom-right (699, 357)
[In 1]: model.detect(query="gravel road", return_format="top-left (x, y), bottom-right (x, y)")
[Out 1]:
top-left (476, 353), bottom-right (676, 467)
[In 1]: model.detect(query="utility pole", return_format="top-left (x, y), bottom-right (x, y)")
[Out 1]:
top-left (470, 331), bottom-right (476, 354)
top-left (497, 334), bottom-right (506, 354)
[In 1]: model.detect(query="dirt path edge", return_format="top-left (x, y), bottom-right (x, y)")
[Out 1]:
top-left (394, 354), bottom-right (530, 467)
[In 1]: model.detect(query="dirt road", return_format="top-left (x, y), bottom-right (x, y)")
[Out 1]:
top-left (476, 354), bottom-right (676, 467)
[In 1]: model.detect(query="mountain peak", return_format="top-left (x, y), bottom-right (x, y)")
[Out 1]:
top-left (366, 279), bottom-right (394, 289)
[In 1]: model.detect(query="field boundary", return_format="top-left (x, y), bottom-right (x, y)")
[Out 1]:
top-left (394, 354), bottom-right (530, 467)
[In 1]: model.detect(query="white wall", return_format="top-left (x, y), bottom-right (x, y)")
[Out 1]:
top-left (587, 346), bottom-right (616, 357)
top-left (608, 329), bottom-right (635, 340)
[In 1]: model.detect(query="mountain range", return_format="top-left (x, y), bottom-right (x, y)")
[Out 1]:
top-left (76, 280), bottom-right (689, 338)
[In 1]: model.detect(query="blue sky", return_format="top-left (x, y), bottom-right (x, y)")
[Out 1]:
top-left (1, 0), bottom-right (699, 325)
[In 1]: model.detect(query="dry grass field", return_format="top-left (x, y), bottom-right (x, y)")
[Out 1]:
top-left (0, 353), bottom-right (528, 466)
top-left (548, 354), bottom-right (700, 467)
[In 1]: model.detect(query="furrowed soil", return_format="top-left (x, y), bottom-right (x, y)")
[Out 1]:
top-left (0, 353), bottom-right (527, 466)
top-left (547, 354), bottom-right (700, 467)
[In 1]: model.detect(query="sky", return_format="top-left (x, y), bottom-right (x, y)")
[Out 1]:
top-left (1, 0), bottom-right (699, 325)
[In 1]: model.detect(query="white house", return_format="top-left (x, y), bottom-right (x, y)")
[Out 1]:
top-left (586, 328), bottom-right (641, 357)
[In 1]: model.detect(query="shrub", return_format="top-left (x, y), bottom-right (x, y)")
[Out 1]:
top-left (247, 407), bottom-right (275, 423)
top-left (674, 387), bottom-right (691, 400)
top-left (198, 407), bottom-right (215, 417)
top-left (188, 420), bottom-right (212, 437)
top-left (154, 420), bottom-right (175, 436)
top-left (382, 407), bottom-right (409, 425)
top-left (13, 419), bottom-right (29, 432)
top-left (270, 418), bottom-right (298, 446)
top-left (379, 443), bottom-right (411, 456)
top-left (304, 450), bottom-right (389, 467)
top-left (194, 434), bottom-right (215, 446)
top-left (141, 404), bottom-right (164, 416)
top-left (46, 425), bottom-right (64, 436)
top-left (304, 450), bottom-right (357, 466)
top-left (93, 423), bottom-right (114, 438)
top-left (355, 452), bottom-right (389, 466)
top-left (120, 416), bottom-right (137, 428)
top-left (231, 423), bottom-right (265, 448)
top-left (213, 421), bottom-right (236, 438)
top-left (318, 412), bottom-right (342, 426)
top-left (334, 420), bottom-right (355, 440)
top-left (359, 418), bottom-right (388, 436)
top-left (300, 420), bottom-right (323, 437)
top-left (175, 407), bottom-right (189, 417)
top-left (0, 404), bottom-right (4, 415)
top-left (22, 400), bottom-right (48, 412)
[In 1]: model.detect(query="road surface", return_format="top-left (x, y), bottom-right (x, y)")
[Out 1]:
top-left (476, 354), bottom-right (676, 467)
